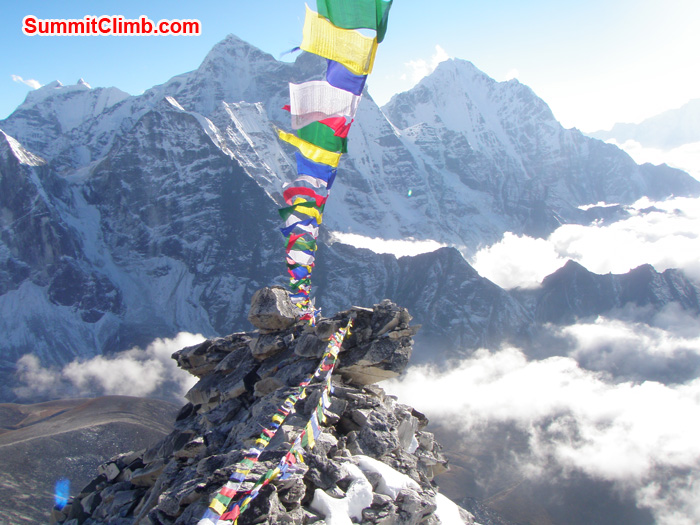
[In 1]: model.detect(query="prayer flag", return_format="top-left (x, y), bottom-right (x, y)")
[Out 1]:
top-left (283, 186), bottom-right (329, 207)
top-left (277, 129), bottom-right (341, 167)
top-left (219, 486), bottom-right (237, 499)
top-left (297, 121), bottom-right (349, 153)
top-left (326, 59), bottom-right (367, 96)
top-left (306, 419), bottom-right (316, 449)
top-left (288, 249), bottom-right (316, 266)
top-left (289, 80), bottom-right (360, 129)
top-left (284, 105), bottom-right (354, 137)
top-left (320, 114), bottom-right (353, 138)
top-left (208, 498), bottom-right (227, 515)
top-left (295, 152), bottom-right (338, 188)
top-left (317, 0), bottom-right (393, 42)
top-left (221, 506), bottom-right (240, 522)
top-left (292, 173), bottom-right (329, 189)
top-left (280, 215), bottom-right (319, 238)
top-left (289, 236), bottom-right (317, 252)
top-left (279, 201), bottom-right (324, 224)
top-left (300, 6), bottom-right (378, 76)
top-left (288, 265), bottom-right (311, 280)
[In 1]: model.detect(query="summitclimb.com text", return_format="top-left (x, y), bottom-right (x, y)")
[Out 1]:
top-left (22, 15), bottom-right (201, 36)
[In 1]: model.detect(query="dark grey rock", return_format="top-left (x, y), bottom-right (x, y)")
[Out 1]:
top-left (248, 287), bottom-right (297, 331)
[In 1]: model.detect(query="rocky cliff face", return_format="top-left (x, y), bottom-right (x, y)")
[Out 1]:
top-left (53, 290), bottom-right (474, 525)
top-left (515, 259), bottom-right (700, 325)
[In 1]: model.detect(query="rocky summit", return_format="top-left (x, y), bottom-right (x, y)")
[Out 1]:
top-left (53, 288), bottom-right (474, 525)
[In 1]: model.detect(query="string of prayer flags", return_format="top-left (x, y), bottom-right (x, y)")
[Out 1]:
top-left (200, 321), bottom-right (352, 525)
top-left (276, 0), bottom-right (392, 326)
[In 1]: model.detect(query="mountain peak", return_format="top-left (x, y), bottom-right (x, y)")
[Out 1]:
top-left (540, 260), bottom-right (593, 287)
top-left (200, 33), bottom-right (279, 69)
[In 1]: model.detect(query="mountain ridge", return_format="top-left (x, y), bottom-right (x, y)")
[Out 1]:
top-left (589, 98), bottom-right (700, 149)
top-left (1, 33), bottom-right (699, 400)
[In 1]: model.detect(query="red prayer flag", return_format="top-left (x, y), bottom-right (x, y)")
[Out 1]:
top-left (283, 186), bottom-right (328, 207)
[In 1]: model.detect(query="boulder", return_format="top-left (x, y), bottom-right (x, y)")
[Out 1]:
top-left (248, 287), bottom-right (297, 332)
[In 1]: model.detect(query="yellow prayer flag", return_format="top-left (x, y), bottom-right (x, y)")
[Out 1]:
top-left (209, 498), bottom-right (228, 515)
top-left (290, 197), bottom-right (324, 224)
top-left (277, 129), bottom-right (341, 167)
top-left (305, 421), bottom-right (315, 449)
top-left (300, 5), bottom-right (378, 76)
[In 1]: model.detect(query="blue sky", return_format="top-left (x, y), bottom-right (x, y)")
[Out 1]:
top-left (2, 0), bottom-right (699, 131)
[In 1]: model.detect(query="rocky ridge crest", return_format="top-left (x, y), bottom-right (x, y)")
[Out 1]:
top-left (53, 288), bottom-right (473, 524)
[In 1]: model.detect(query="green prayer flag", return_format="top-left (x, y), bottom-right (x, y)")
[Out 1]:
top-left (279, 201), bottom-right (325, 222)
top-left (290, 237), bottom-right (317, 252)
top-left (297, 121), bottom-right (348, 153)
top-left (214, 493), bottom-right (232, 505)
top-left (317, 0), bottom-right (393, 43)
top-left (290, 278), bottom-right (312, 292)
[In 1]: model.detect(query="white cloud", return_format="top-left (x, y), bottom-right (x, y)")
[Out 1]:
top-left (606, 138), bottom-right (700, 182)
top-left (14, 332), bottom-right (203, 402)
top-left (401, 45), bottom-right (451, 85)
top-left (470, 232), bottom-right (567, 288)
top-left (330, 232), bottom-right (446, 258)
top-left (385, 341), bottom-right (700, 524)
top-left (11, 74), bottom-right (42, 90)
top-left (556, 307), bottom-right (700, 383)
top-left (471, 196), bottom-right (700, 288)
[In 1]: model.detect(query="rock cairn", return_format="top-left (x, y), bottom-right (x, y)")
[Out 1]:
top-left (53, 287), bottom-right (474, 524)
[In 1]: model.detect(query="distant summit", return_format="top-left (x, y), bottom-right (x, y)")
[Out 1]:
top-left (590, 98), bottom-right (700, 149)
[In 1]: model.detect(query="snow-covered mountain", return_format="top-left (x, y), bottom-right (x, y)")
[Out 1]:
top-left (587, 98), bottom-right (700, 180)
top-left (1, 35), bottom-right (699, 398)
top-left (590, 98), bottom-right (700, 150)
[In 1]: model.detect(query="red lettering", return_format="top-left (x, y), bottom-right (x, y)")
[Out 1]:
top-left (123, 20), bottom-right (140, 34)
top-left (51, 21), bottom-right (67, 34)
top-left (21, 14), bottom-right (200, 36)
top-left (22, 15), bottom-right (37, 35)
top-left (67, 20), bottom-right (84, 34)
top-left (98, 16), bottom-right (110, 34)
top-left (141, 16), bottom-right (153, 34)
top-left (183, 20), bottom-right (201, 35)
